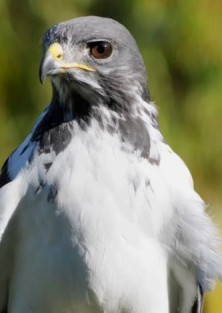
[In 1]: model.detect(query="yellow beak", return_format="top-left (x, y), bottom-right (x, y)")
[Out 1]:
top-left (39, 42), bottom-right (95, 83)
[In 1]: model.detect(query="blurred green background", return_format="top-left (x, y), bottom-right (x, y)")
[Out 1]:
top-left (0, 0), bottom-right (221, 311)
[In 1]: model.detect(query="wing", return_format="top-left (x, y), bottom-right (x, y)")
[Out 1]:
top-left (0, 135), bottom-right (36, 313)
top-left (0, 159), bottom-right (11, 189)
top-left (0, 108), bottom-right (50, 313)
top-left (158, 142), bottom-right (221, 313)
top-left (0, 165), bottom-right (10, 313)
top-left (191, 286), bottom-right (203, 313)
top-left (168, 263), bottom-right (204, 313)
top-left (0, 107), bottom-right (51, 234)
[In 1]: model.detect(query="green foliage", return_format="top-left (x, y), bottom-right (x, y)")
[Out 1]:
top-left (0, 0), bottom-right (222, 310)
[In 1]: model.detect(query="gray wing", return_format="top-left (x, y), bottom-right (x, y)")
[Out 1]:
top-left (0, 157), bottom-right (16, 313)
top-left (0, 159), bottom-right (12, 189)
top-left (169, 268), bottom-right (204, 313)
top-left (0, 135), bottom-right (39, 313)
top-left (191, 286), bottom-right (203, 313)
top-left (0, 108), bottom-right (50, 313)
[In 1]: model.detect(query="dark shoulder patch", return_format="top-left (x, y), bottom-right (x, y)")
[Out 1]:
top-left (30, 87), bottom-right (91, 157)
top-left (37, 122), bottom-right (73, 155)
top-left (0, 158), bottom-right (12, 189)
top-left (31, 102), bottom-right (65, 142)
top-left (31, 100), bottom-right (73, 155)
top-left (119, 116), bottom-right (150, 159)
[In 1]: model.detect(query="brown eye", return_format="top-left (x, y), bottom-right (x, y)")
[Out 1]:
top-left (89, 41), bottom-right (113, 59)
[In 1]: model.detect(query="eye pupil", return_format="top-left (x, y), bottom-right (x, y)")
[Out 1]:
top-left (96, 44), bottom-right (105, 54)
top-left (89, 41), bottom-right (112, 59)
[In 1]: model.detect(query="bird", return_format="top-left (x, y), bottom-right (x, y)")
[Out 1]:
top-left (0, 15), bottom-right (221, 313)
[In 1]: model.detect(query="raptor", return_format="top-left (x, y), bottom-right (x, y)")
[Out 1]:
top-left (0, 16), bottom-right (221, 313)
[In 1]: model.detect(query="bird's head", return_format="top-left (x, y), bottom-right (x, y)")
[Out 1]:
top-left (39, 16), bottom-right (150, 117)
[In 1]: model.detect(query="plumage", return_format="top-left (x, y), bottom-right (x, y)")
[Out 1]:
top-left (0, 16), bottom-right (221, 313)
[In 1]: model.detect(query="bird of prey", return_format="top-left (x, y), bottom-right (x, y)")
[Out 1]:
top-left (0, 16), bottom-right (221, 313)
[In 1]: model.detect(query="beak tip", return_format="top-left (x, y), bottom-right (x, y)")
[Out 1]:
top-left (39, 67), bottom-right (44, 85)
top-left (39, 69), bottom-right (47, 85)
top-left (39, 53), bottom-right (50, 84)
top-left (40, 77), bottom-right (45, 85)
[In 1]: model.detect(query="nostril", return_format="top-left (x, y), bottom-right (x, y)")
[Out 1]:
top-left (48, 42), bottom-right (64, 62)
top-left (56, 53), bottom-right (63, 61)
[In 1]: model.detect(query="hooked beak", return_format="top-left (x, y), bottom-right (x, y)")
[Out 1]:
top-left (39, 42), bottom-right (96, 84)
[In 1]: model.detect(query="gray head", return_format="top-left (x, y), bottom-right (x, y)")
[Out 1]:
top-left (39, 16), bottom-right (149, 117)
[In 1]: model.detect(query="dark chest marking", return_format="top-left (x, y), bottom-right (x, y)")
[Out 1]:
top-left (1, 84), bottom-right (159, 192)
top-left (119, 116), bottom-right (150, 159)
top-left (30, 87), bottom-right (92, 158)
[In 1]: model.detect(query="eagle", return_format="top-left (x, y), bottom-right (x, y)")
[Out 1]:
top-left (0, 16), bottom-right (221, 313)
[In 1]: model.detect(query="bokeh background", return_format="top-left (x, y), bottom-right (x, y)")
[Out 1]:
top-left (0, 0), bottom-right (221, 311)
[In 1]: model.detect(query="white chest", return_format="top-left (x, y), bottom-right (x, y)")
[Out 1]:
top-left (47, 129), bottom-right (171, 311)
top-left (13, 128), bottom-right (172, 313)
